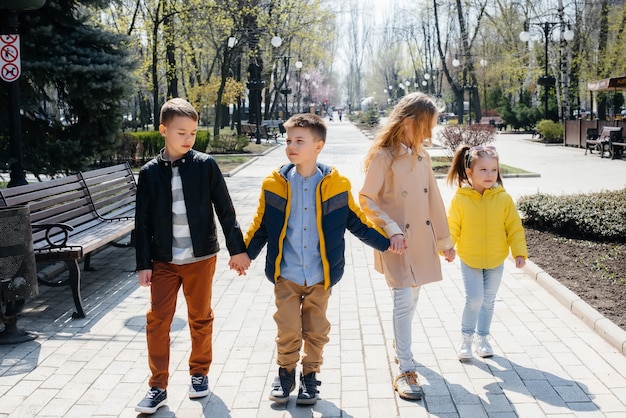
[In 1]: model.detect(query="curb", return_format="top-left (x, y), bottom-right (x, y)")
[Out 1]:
top-left (522, 259), bottom-right (626, 355)
top-left (223, 157), bottom-right (258, 177)
top-left (222, 143), bottom-right (282, 177)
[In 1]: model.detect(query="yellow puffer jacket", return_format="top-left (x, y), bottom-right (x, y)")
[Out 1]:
top-left (447, 185), bottom-right (528, 269)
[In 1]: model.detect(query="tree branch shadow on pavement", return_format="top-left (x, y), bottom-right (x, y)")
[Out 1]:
top-left (133, 391), bottom-right (232, 418)
top-left (415, 355), bottom-right (597, 416)
top-left (461, 356), bottom-right (597, 414)
top-left (270, 399), bottom-right (354, 418)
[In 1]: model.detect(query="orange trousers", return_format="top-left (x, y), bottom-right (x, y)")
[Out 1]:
top-left (146, 256), bottom-right (216, 389)
top-left (273, 278), bottom-right (331, 375)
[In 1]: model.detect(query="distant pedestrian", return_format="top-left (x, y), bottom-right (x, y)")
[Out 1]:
top-left (446, 144), bottom-right (527, 360)
top-left (134, 98), bottom-right (250, 414)
top-left (338, 108), bottom-right (343, 122)
top-left (240, 113), bottom-right (393, 406)
top-left (360, 92), bottom-right (456, 401)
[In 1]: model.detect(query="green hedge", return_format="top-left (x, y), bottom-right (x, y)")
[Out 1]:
top-left (517, 189), bottom-right (626, 241)
top-left (207, 135), bottom-right (249, 153)
top-left (128, 130), bottom-right (211, 158)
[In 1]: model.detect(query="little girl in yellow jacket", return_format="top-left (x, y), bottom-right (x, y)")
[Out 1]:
top-left (446, 144), bottom-right (528, 360)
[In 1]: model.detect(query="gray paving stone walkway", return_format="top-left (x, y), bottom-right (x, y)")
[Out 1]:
top-left (1, 120), bottom-right (626, 417)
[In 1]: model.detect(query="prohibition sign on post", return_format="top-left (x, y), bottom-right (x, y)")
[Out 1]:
top-left (0, 34), bottom-right (21, 82)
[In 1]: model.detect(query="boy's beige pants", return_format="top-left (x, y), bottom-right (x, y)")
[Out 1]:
top-left (273, 278), bottom-right (331, 375)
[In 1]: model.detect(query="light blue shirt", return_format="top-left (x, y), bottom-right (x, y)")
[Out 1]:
top-left (280, 167), bottom-right (324, 286)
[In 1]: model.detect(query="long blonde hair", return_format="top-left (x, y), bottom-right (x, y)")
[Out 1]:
top-left (364, 92), bottom-right (441, 171)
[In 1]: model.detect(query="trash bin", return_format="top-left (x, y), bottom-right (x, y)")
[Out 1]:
top-left (0, 204), bottom-right (37, 300)
top-left (0, 204), bottom-right (38, 343)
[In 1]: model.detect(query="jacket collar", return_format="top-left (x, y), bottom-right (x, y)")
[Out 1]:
top-left (157, 149), bottom-right (195, 168)
top-left (459, 183), bottom-right (503, 197)
top-left (278, 162), bottom-right (333, 179)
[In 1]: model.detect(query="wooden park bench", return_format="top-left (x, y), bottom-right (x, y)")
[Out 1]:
top-left (242, 122), bottom-right (279, 143)
top-left (479, 116), bottom-right (505, 131)
top-left (0, 163), bottom-right (136, 318)
top-left (262, 119), bottom-right (286, 137)
top-left (585, 126), bottom-right (622, 158)
top-left (607, 127), bottom-right (626, 160)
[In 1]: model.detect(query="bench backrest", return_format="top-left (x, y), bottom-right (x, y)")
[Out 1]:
top-left (0, 163), bottom-right (137, 250)
top-left (79, 163), bottom-right (136, 219)
top-left (242, 123), bottom-right (270, 136)
top-left (600, 126), bottom-right (622, 138)
top-left (0, 175), bottom-right (98, 250)
top-left (241, 123), bottom-right (254, 134)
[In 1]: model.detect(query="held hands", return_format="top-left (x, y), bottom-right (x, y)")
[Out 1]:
top-left (229, 252), bottom-right (251, 276)
top-left (442, 247), bottom-right (456, 262)
top-left (515, 256), bottom-right (526, 269)
top-left (388, 234), bottom-right (407, 255)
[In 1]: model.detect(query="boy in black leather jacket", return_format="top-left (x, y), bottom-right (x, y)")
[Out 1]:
top-left (134, 98), bottom-right (250, 414)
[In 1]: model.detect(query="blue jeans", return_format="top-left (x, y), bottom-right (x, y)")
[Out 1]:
top-left (460, 260), bottom-right (504, 336)
top-left (391, 286), bottom-right (420, 373)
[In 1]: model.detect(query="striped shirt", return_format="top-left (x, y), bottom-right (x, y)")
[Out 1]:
top-left (170, 166), bottom-right (214, 264)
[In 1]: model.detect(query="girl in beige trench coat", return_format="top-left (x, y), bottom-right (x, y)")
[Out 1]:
top-left (359, 92), bottom-right (455, 401)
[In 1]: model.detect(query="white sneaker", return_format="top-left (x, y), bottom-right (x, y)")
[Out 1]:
top-left (457, 333), bottom-right (473, 360)
top-left (475, 335), bottom-right (494, 358)
top-left (393, 371), bottom-right (422, 400)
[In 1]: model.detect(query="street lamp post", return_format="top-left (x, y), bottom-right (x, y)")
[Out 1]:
top-left (294, 60), bottom-right (302, 113)
top-left (280, 56), bottom-right (292, 119)
top-left (303, 73), bottom-right (311, 112)
top-left (479, 59), bottom-right (488, 116)
top-left (270, 36), bottom-right (294, 120)
top-left (452, 58), bottom-right (464, 124)
top-left (519, 22), bottom-right (574, 120)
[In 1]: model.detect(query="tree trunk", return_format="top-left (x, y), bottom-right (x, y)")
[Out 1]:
top-left (151, 1), bottom-right (161, 131)
top-left (164, 2), bottom-right (178, 99)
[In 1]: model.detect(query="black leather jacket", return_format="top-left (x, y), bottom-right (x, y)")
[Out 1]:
top-left (135, 149), bottom-right (246, 271)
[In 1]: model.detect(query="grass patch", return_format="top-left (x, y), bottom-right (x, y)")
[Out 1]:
top-left (213, 155), bottom-right (255, 173)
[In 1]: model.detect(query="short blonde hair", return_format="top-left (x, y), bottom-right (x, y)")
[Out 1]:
top-left (160, 98), bottom-right (198, 125)
top-left (283, 113), bottom-right (327, 142)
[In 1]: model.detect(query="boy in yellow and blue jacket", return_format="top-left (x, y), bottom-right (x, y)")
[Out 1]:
top-left (243, 113), bottom-right (392, 405)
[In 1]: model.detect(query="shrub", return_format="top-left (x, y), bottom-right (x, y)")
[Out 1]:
top-left (129, 131), bottom-right (163, 160)
top-left (535, 119), bottom-right (564, 143)
top-left (128, 130), bottom-right (212, 158)
top-left (513, 103), bottom-right (542, 131)
top-left (194, 130), bottom-right (211, 153)
top-left (517, 189), bottom-right (626, 241)
top-left (359, 106), bottom-right (380, 127)
top-left (207, 135), bottom-right (249, 154)
top-left (436, 124), bottom-right (496, 155)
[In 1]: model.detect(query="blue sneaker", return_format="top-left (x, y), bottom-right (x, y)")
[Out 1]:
top-left (135, 387), bottom-right (167, 414)
top-left (269, 367), bottom-right (296, 404)
top-left (189, 374), bottom-right (209, 398)
top-left (296, 372), bottom-right (321, 405)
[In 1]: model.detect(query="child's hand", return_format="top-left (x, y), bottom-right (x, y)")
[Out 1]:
top-left (515, 256), bottom-right (526, 269)
top-left (138, 269), bottom-right (152, 287)
top-left (229, 253), bottom-right (251, 276)
top-left (230, 263), bottom-right (247, 276)
top-left (442, 248), bottom-right (456, 262)
top-left (389, 234), bottom-right (406, 255)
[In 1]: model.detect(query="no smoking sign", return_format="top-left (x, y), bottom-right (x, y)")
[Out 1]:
top-left (1, 34), bottom-right (21, 82)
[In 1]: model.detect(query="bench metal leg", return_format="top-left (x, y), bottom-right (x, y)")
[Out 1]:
top-left (84, 253), bottom-right (94, 271)
top-left (68, 259), bottom-right (85, 319)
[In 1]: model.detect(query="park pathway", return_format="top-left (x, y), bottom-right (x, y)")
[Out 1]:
top-left (0, 120), bottom-right (625, 417)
